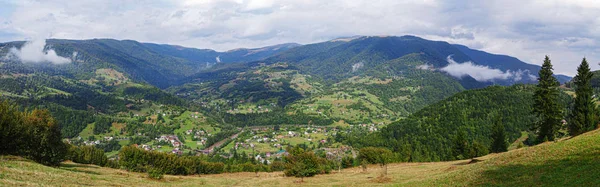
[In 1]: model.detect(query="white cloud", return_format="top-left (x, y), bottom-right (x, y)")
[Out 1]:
top-left (0, 0), bottom-right (599, 75)
top-left (7, 39), bottom-right (71, 64)
top-left (416, 64), bottom-right (434, 70)
top-left (440, 55), bottom-right (535, 82)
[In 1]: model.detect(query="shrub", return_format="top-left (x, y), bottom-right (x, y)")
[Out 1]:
top-left (148, 168), bottom-right (165, 180)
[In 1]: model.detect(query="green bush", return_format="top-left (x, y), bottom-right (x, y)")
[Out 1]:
top-left (148, 168), bottom-right (164, 180)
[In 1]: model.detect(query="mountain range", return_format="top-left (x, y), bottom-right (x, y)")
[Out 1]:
top-left (0, 35), bottom-right (574, 134)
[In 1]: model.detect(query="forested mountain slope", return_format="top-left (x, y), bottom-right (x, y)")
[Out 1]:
top-left (340, 84), bottom-right (572, 161)
top-left (264, 36), bottom-right (570, 86)
top-left (0, 39), bottom-right (298, 88)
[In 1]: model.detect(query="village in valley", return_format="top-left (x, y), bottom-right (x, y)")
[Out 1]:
top-left (66, 100), bottom-right (383, 163)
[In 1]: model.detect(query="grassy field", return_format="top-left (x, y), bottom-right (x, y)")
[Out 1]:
top-left (289, 89), bottom-right (395, 123)
top-left (2, 130), bottom-right (599, 186)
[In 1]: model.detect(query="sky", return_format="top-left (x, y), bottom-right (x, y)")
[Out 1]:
top-left (1, 0), bottom-right (599, 76)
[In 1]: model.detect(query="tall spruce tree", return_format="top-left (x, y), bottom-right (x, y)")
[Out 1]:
top-left (533, 56), bottom-right (563, 143)
top-left (570, 58), bottom-right (597, 135)
top-left (491, 117), bottom-right (508, 153)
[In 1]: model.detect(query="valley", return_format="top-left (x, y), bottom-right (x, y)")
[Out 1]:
top-left (0, 35), bottom-right (596, 186)
top-left (2, 1), bottom-right (599, 186)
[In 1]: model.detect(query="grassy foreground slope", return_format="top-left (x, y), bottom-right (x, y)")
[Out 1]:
top-left (2, 130), bottom-right (599, 186)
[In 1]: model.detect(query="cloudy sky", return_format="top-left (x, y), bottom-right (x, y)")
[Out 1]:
top-left (1, 0), bottom-right (599, 76)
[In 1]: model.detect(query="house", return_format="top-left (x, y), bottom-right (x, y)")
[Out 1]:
top-left (255, 155), bottom-right (271, 164)
top-left (172, 141), bottom-right (181, 147)
top-left (172, 148), bottom-right (182, 155)
top-left (141, 144), bottom-right (152, 151)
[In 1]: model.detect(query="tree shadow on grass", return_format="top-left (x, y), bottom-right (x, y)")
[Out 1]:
top-left (60, 163), bottom-right (98, 169)
top-left (60, 163), bottom-right (101, 175)
top-left (472, 151), bottom-right (600, 187)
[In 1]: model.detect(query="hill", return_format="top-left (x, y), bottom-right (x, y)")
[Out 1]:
top-left (0, 36), bottom-right (576, 160)
top-left (2, 129), bottom-right (598, 186)
top-left (339, 84), bottom-right (572, 161)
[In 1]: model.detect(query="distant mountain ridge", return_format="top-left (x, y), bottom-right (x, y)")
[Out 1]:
top-left (1, 36), bottom-right (571, 89)
top-left (263, 35), bottom-right (571, 86)
top-left (0, 39), bottom-right (300, 88)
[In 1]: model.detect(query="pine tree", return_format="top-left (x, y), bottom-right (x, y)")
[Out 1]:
top-left (490, 118), bottom-right (508, 153)
top-left (452, 130), bottom-right (469, 160)
top-left (533, 56), bottom-right (563, 143)
top-left (570, 58), bottom-right (597, 136)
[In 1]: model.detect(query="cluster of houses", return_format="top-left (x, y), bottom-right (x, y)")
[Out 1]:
top-left (254, 155), bottom-right (271, 164)
top-left (78, 136), bottom-right (119, 146)
top-left (172, 147), bottom-right (183, 155)
top-left (350, 123), bottom-right (379, 132)
top-left (157, 135), bottom-right (182, 147)
top-left (253, 150), bottom-right (288, 164)
top-left (136, 144), bottom-right (161, 151)
top-left (186, 129), bottom-right (210, 145)
top-left (225, 103), bottom-right (279, 114)
top-left (83, 140), bottom-right (101, 146)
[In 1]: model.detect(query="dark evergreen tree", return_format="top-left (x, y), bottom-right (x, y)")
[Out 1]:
top-left (452, 130), bottom-right (469, 160)
top-left (570, 58), bottom-right (597, 136)
top-left (533, 56), bottom-right (563, 143)
top-left (490, 118), bottom-right (508, 153)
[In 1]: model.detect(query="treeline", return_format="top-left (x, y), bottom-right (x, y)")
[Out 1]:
top-left (122, 86), bottom-right (185, 106)
top-left (66, 145), bottom-right (118, 168)
top-left (118, 146), bottom-right (228, 175)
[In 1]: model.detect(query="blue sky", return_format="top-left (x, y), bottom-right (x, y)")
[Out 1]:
top-left (1, 0), bottom-right (599, 76)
